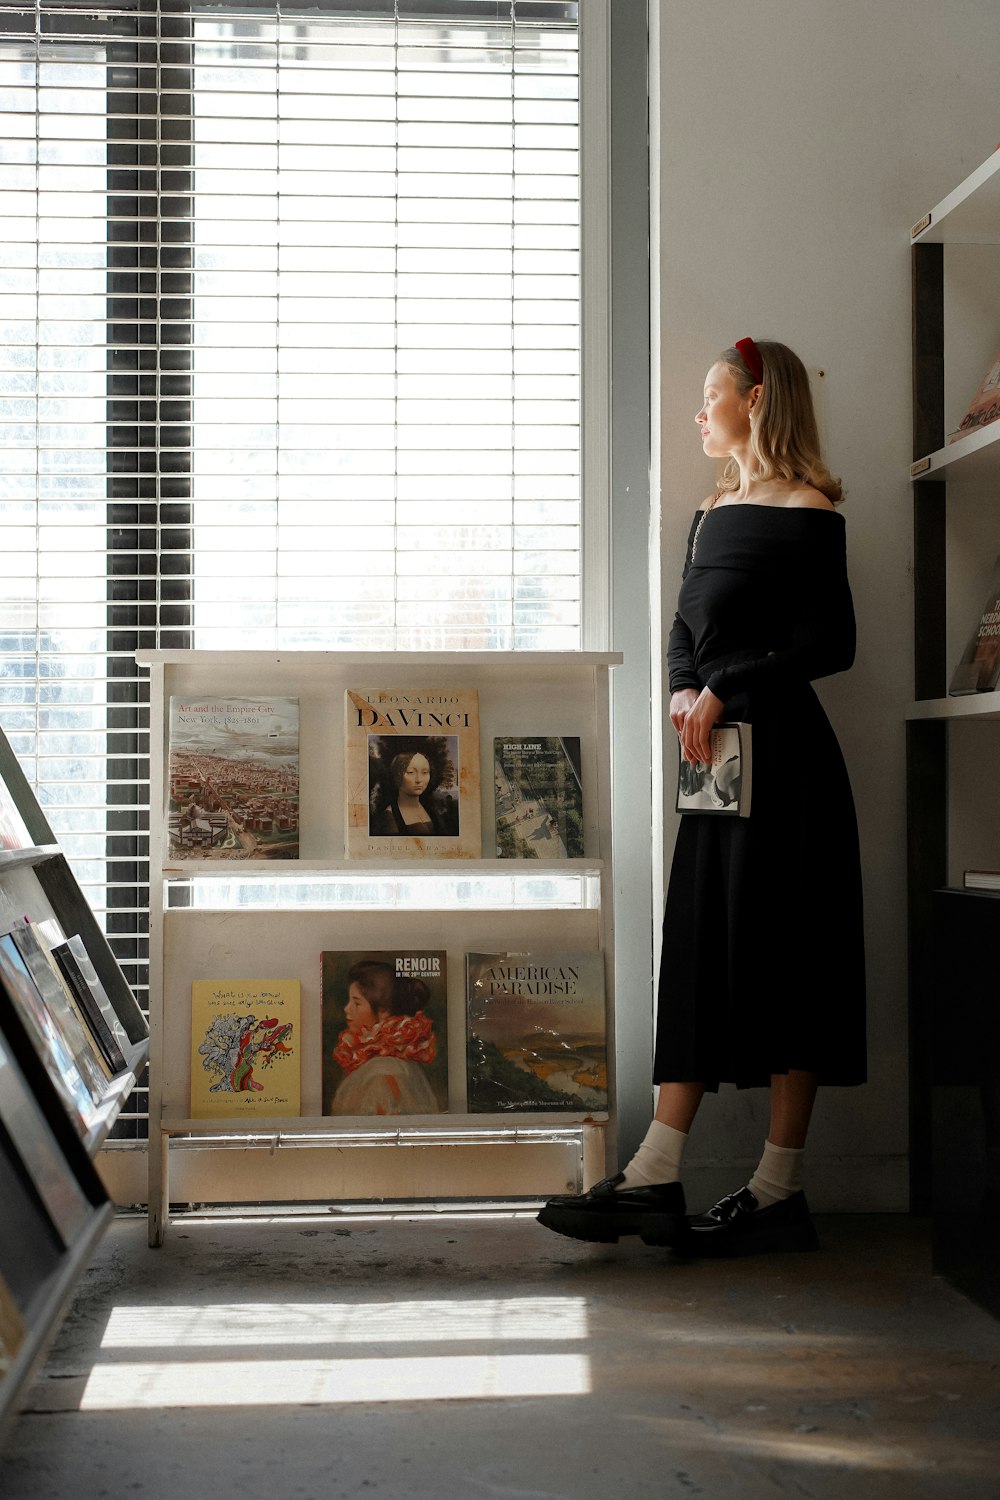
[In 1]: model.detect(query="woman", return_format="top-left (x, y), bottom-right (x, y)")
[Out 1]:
top-left (328, 959), bottom-right (442, 1115)
top-left (369, 740), bottom-right (459, 839)
top-left (539, 338), bottom-right (866, 1256)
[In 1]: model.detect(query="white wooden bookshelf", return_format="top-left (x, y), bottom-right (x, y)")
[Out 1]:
top-left (137, 649), bottom-right (622, 1247)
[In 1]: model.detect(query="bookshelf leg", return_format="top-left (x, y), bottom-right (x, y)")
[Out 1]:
top-left (147, 1131), bottom-right (168, 1248)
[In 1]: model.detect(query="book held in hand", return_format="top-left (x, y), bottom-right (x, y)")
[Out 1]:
top-left (949, 557), bottom-right (1000, 695)
top-left (494, 736), bottom-right (584, 858)
top-left (167, 696), bottom-right (299, 860)
top-left (344, 688), bottom-right (481, 859)
top-left (321, 949), bottom-right (448, 1116)
top-left (466, 950), bottom-right (607, 1113)
top-left (676, 722), bottom-right (752, 817)
top-left (190, 979), bottom-right (300, 1118)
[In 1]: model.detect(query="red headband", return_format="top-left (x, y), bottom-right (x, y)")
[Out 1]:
top-left (735, 337), bottom-right (764, 385)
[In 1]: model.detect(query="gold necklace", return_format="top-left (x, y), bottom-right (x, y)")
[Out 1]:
top-left (690, 493), bottom-right (719, 561)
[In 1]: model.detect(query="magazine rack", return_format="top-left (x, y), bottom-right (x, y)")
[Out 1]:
top-left (0, 727), bottom-right (149, 1438)
top-left (908, 147), bottom-right (1000, 1314)
top-left (138, 650), bottom-right (621, 1246)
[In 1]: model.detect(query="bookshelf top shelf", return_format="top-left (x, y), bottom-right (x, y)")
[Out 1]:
top-left (137, 649), bottom-right (624, 670)
top-left (911, 419), bottom-right (1000, 481)
top-left (162, 857), bottom-right (605, 877)
top-left (912, 147), bottom-right (1000, 244)
top-left (0, 844), bottom-right (61, 874)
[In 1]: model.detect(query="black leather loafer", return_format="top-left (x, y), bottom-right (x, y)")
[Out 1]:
top-left (685, 1186), bottom-right (820, 1257)
top-left (536, 1174), bottom-right (688, 1247)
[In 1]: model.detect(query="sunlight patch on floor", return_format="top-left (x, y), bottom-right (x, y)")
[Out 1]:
top-left (101, 1297), bottom-right (589, 1347)
top-left (80, 1353), bottom-right (593, 1408)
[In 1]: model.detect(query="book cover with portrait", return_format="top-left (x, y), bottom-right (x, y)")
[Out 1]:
top-left (190, 979), bottom-right (300, 1118)
top-left (321, 949), bottom-right (448, 1116)
top-left (344, 688), bottom-right (481, 859)
top-left (167, 696), bottom-right (299, 861)
top-left (466, 950), bottom-right (607, 1113)
top-left (494, 736), bottom-right (584, 858)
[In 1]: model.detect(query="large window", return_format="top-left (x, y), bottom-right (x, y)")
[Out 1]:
top-left (0, 0), bottom-right (598, 1134)
top-left (187, 4), bottom-right (583, 650)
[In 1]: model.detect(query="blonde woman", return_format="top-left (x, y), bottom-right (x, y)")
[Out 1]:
top-left (540, 339), bottom-right (866, 1256)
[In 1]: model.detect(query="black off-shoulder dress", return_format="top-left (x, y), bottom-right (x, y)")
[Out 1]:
top-left (656, 503), bottom-right (866, 1090)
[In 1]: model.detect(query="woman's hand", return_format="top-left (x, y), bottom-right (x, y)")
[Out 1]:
top-left (677, 686), bottom-right (725, 765)
top-left (669, 688), bottom-right (699, 745)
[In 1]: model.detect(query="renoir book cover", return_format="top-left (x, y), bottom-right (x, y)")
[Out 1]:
top-left (494, 736), bottom-right (584, 858)
top-left (344, 688), bottom-right (480, 859)
top-left (949, 556), bottom-right (1000, 695)
top-left (675, 722), bottom-right (752, 818)
top-left (190, 979), bottom-right (300, 1118)
top-left (466, 950), bottom-right (607, 1113)
top-left (321, 949), bottom-right (448, 1116)
top-left (167, 696), bottom-right (299, 861)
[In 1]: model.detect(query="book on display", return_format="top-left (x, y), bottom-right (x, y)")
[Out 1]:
top-left (493, 736), bottom-right (584, 858)
top-left (190, 979), bottom-right (300, 1118)
top-left (466, 950), bottom-right (607, 1113)
top-left (167, 696), bottom-right (299, 860)
top-left (344, 688), bottom-right (480, 859)
top-left (321, 949), bottom-right (448, 1116)
top-left (949, 558), bottom-right (1000, 695)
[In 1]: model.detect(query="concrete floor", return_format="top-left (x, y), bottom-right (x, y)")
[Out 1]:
top-left (1, 1208), bottom-right (999, 1500)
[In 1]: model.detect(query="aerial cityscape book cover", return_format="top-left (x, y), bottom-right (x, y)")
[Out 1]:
top-left (167, 696), bottom-right (299, 861)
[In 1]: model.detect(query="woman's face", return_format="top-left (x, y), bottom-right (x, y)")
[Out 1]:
top-left (696, 361), bottom-right (753, 458)
top-left (401, 753), bottom-right (430, 797)
top-left (344, 982), bottom-right (378, 1034)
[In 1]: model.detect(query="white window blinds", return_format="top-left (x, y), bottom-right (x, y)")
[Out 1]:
top-left (0, 2), bottom-right (590, 1130)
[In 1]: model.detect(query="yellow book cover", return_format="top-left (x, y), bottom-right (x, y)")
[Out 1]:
top-left (190, 979), bottom-right (300, 1118)
top-left (344, 687), bottom-right (481, 859)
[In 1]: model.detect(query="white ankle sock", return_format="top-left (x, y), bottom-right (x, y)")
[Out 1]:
top-left (747, 1140), bottom-right (804, 1209)
top-left (617, 1121), bottom-right (687, 1189)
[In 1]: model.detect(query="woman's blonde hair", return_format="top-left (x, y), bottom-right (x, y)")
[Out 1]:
top-left (719, 340), bottom-right (843, 505)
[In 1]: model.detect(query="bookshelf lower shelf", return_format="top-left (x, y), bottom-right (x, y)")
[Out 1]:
top-left (906, 692), bottom-right (1000, 720)
top-left (148, 1116), bottom-right (609, 1245)
top-left (160, 1113), bottom-right (608, 1137)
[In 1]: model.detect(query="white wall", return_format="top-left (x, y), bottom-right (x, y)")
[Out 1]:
top-left (652, 0), bottom-right (1000, 1210)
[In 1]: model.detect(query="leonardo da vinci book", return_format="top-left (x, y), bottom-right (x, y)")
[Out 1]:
top-left (344, 687), bottom-right (481, 859)
top-left (466, 950), bottom-right (607, 1113)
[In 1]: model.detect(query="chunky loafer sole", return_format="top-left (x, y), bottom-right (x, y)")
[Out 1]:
top-left (685, 1187), bottom-right (821, 1258)
top-left (536, 1201), bottom-right (690, 1247)
top-left (687, 1216), bottom-right (820, 1258)
top-left (536, 1175), bottom-right (690, 1247)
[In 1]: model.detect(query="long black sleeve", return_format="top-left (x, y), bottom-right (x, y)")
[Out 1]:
top-left (667, 526), bottom-right (703, 693)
